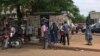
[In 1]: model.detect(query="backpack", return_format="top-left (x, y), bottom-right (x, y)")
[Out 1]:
top-left (53, 24), bottom-right (58, 32)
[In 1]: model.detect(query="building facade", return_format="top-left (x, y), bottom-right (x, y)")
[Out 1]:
top-left (89, 11), bottom-right (100, 24)
top-left (26, 12), bottom-right (73, 43)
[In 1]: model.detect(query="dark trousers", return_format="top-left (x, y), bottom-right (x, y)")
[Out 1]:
top-left (43, 38), bottom-right (47, 49)
top-left (71, 30), bottom-right (75, 35)
top-left (60, 35), bottom-right (64, 43)
top-left (50, 32), bottom-right (58, 43)
top-left (42, 32), bottom-right (51, 49)
top-left (42, 37), bottom-right (52, 49)
top-left (26, 34), bottom-right (32, 41)
top-left (66, 33), bottom-right (69, 45)
top-left (62, 33), bottom-right (69, 45)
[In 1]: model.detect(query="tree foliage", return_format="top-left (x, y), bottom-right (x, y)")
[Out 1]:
top-left (31, 0), bottom-right (80, 13)
top-left (0, 0), bottom-right (79, 14)
top-left (72, 14), bottom-right (86, 23)
top-left (0, 0), bottom-right (85, 23)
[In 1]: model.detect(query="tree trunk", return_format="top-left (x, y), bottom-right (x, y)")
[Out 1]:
top-left (30, 0), bottom-right (40, 14)
top-left (16, 4), bottom-right (23, 27)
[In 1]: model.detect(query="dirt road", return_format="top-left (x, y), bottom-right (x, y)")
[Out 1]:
top-left (0, 33), bottom-right (100, 56)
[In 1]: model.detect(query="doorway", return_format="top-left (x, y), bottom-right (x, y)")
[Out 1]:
top-left (40, 15), bottom-right (49, 27)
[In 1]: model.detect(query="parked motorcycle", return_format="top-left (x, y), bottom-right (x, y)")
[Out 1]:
top-left (0, 33), bottom-right (23, 49)
top-left (9, 31), bottom-right (23, 48)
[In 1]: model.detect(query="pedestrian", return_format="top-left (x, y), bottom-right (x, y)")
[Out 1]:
top-left (71, 23), bottom-right (76, 35)
top-left (9, 25), bottom-right (17, 45)
top-left (3, 31), bottom-right (9, 49)
top-left (2, 26), bottom-right (10, 49)
top-left (44, 28), bottom-right (52, 49)
top-left (9, 26), bottom-right (16, 38)
top-left (38, 27), bottom-right (41, 39)
top-left (26, 24), bottom-right (33, 42)
top-left (62, 21), bottom-right (70, 45)
top-left (50, 22), bottom-right (59, 44)
top-left (41, 22), bottom-right (47, 49)
top-left (75, 24), bottom-right (79, 33)
top-left (59, 23), bottom-right (64, 44)
top-left (85, 23), bottom-right (92, 45)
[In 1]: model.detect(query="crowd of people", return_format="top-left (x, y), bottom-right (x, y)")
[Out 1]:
top-left (40, 21), bottom-right (70, 49)
top-left (0, 16), bottom-right (93, 50)
top-left (40, 20), bottom-right (71, 49)
top-left (40, 18), bottom-right (93, 49)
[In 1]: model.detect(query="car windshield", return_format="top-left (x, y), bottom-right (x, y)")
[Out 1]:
top-left (91, 23), bottom-right (100, 29)
top-left (91, 24), bottom-right (96, 27)
top-left (95, 23), bottom-right (100, 28)
top-left (83, 23), bottom-right (98, 29)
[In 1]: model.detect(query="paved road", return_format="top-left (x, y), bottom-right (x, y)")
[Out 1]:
top-left (0, 33), bottom-right (100, 56)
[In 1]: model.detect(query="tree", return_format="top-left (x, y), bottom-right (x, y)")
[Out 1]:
top-left (0, 0), bottom-right (81, 24)
top-left (0, 0), bottom-right (33, 26)
top-left (30, 0), bottom-right (79, 13)
top-left (0, 0), bottom-right (79, 16)
top-left (72, 14), bottom-right (86, 23)
top-left (30, 0), bottom-right (81, 23)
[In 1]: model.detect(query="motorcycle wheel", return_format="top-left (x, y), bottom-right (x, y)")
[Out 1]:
top-left (11, 39), bottom-right (22, 48)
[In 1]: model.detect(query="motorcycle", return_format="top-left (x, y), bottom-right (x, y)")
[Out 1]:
top-left (8, 32), bottom-right (23, 48)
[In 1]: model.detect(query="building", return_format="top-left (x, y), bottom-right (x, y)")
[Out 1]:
top-left (26, 11), bottom-right (73, 43)
top-left (1, 10), bottom-right (74, 43)
top-left (89, 11), bottom-right (100, 24)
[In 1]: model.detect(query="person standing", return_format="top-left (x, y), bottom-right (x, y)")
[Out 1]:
top-left (2, 26), bottom-right (10, 49)
top-left (41, 22), bottom-right (47, 49)
top-left (71, 23), bottom-right (76, 35)
top-left (85, 23), bottom-right (92, 45)
top-left (62, 21), bottom-right (70, 45)
top-left (50, 22), bottom-right (58, 44)
top-left (26, 24), bottom-right (33, 42)
top-left (44, 27), bottom-right (52, 49)
top-left (59, 23), bottom-right (64, 44)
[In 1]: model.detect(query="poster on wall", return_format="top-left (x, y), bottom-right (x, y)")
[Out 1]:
top-left (27, 15), bottom-right (40, 36)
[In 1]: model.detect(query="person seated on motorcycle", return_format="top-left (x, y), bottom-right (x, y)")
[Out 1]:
top-left (9, 26), bottom-right (16, 43)
top-left (9, 26), bottom-right (22, 48)
top-left (2, 26), bottom-right (10, 49)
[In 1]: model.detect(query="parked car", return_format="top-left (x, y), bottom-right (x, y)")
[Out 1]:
top-left (82, 24), bottom-right (95, 32)
top-left (91, 23), bottom-right (100, 33)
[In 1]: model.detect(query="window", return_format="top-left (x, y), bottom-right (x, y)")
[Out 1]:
top-left (96, 23), bottom-right (100, 28)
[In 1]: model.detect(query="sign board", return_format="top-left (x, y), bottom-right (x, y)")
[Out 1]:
top-left (27, 15), bottom-right (40, 36)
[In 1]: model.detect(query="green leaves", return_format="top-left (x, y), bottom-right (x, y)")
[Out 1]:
top-left (0, 0), bottom-right (79, 13)
top-left (0, 0), bottom-right (80, 20)
top-left (18, 0), bottom-right (30, 5)
top-left (34, 0), bottom-right (78, 12)
top-left (72, 14), bottom-right (86, 23)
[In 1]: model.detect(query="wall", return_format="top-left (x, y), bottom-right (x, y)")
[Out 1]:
top-left (27, 15), bottom-right (40, 36)
top-left (49, 14), bottom-right (69, 26)
top-left (27, 14), bottom-right (71, 37)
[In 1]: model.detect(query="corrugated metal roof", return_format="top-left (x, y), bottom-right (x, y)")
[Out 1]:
top-left (31, 12), bottom-right (64, 15)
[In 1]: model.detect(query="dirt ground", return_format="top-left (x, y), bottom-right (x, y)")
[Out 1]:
top-left (0, 33), bottom-right (100, 56)
top-left (0, 45), bottom-right (100, 56)
top-left (70, 33), bottom-right (100, 43)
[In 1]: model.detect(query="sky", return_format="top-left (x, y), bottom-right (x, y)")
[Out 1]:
top-left (73, 0), bottom-right (100, 16)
